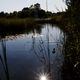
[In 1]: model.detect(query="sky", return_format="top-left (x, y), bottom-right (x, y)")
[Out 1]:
top-left (0, 0), bottom-right (67, 13)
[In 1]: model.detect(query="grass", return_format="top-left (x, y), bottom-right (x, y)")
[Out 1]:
top-left (0, 18), bottom-right (35, 26)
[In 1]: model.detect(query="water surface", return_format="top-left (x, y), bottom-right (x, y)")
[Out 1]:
top-left (0, 24), bottom-right (65, 80)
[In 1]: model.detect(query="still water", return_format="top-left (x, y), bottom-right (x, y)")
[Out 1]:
top-left (0, 24), bottom-right (65, 80)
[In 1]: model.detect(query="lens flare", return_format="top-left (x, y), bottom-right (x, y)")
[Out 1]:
top-left (40, 75), bottom-right (47, 80)
top-left (38, 73), bottom-right (50, 80)
top-left (35, 71), bottom-right (50, 80)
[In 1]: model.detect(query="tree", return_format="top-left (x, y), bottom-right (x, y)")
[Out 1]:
top-left (65, 0), bottom-right (80, 20)
top-left (34, 3), bottom-right (41, 10)
top-left (0, 12), bottom-right (5, 17)
top-left (33, 3), bottom-right (41, 18)
top-left (22, 7), bottom-right (30, 18)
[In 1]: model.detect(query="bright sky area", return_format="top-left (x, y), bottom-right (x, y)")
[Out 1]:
top-left (0, 0), bottom-right (67, 13)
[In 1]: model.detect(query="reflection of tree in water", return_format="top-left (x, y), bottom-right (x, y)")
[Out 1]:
top-left (0, 39), bottom-right (10, 80)
top-left (0, 24), bottom-right (42, 39)
top-left (32, 35), bottom-right (47, 65)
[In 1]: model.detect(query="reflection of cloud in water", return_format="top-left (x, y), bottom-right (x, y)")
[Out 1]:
top-left (3, 34), bottom-right (44, 41)
top-left (32, 34), bottom-right (44, 38)
top-left (3, 34), bottom-right (33, 41)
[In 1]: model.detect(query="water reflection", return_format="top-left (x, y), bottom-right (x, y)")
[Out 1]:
top-left (0, 24), bottom-right (42, 39)
top-left (0, 39), bottom-right (10, 80)
top-left (0, 24), bottom-right (65, 80)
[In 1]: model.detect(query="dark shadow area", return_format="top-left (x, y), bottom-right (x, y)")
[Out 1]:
top-left (0, 24), bottom-right (43, 39)
top-left (61, 0), bottom-right (80, 80)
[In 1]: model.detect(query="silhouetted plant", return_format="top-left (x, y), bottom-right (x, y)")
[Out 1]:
top-left (62, 0), bottom-right (80, 80)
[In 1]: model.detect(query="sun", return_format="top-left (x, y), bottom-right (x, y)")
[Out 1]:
top-left (40, 75), bottom-right (47, 80)
top-left (35, 72), bottom-right (50, 80)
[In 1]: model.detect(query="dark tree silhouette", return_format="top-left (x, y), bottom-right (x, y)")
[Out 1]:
top-left (0, 3), bottom-right (52, 18)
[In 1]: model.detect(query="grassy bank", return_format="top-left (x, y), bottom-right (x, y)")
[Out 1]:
top-left (0, 18), bottom-right (36, 26)
top-left (0, 18), bottom-right (36, 32)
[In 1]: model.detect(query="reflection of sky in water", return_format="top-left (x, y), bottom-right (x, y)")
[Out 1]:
top-left (0, 24), bottom-right (64, 80)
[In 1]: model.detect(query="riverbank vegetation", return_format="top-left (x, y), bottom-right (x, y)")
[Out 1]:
top-left (0, 3), bottom-right (65, 26)
top-left (0, 3), bottom-right (65, 34)
top-left (61, 0), bottom-right (80, 80)
top-left (0, 3), bottom-right (53, 19)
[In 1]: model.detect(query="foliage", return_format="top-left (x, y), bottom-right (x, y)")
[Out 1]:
top-left (0, 3), bottom-right (53, 19)
top-left (62, 0), bottom-right (80, 80)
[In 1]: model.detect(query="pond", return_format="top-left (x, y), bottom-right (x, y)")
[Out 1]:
top-left (0, 24), bottom-right (65, 80)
